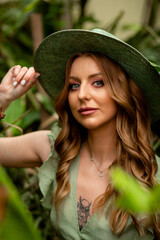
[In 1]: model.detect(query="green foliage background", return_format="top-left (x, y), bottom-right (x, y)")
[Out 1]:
top-left (0, 0), bottom-right (160, 239)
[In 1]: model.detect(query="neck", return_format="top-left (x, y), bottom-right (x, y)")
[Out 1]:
top-left (87, 125), bottom-right (117, 166)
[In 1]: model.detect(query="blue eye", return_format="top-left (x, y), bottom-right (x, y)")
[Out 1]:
top-left (93, 80), bottom-right (104, 87)
top-left (69, 83), bottom-right (80, 90)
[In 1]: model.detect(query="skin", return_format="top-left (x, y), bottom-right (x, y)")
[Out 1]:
top-left (68, 56), bottom-right (117, 131)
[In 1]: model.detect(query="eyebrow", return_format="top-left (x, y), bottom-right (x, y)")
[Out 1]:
top-left (69, 72), bottom-right (103, 81)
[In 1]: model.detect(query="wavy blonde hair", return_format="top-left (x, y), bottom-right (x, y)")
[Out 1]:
top-left (54, 52), bottom-right (158, 235)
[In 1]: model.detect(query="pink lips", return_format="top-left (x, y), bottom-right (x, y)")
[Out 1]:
top-left (78, 107), bottom-right (98, 115)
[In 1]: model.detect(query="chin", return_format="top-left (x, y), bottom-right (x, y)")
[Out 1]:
top-left (78, 119), bottom-right (116, 131)
top-left (80, 122), bottom-right (102, 130)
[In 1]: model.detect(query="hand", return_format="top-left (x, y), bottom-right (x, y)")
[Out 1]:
top-left (0, 65), bottom-right (40, 111)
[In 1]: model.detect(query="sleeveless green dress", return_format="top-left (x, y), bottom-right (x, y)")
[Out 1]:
top-left (38, 124), bottom-right (160, 240)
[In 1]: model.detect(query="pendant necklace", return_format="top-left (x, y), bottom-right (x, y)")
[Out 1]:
top-left (88, 142), bottom-right (108, 179)
top-left (90, 155), bottom-right (108, 178)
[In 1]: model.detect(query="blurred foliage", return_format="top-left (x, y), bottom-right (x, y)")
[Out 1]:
top-left (0, 0), bottom-right (160, 239)
top-left (110, 166), bottom-right (160, 214)
top-left (4, 167), bottom-right (57, 240)
top-left (126, 26), bottom-right (160, 66)
top-left (0, 166), bottom-right (44, 240)
top-left (72, 0), bottom-right (98, 28)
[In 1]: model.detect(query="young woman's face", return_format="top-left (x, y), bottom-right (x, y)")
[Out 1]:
top-left (68, 56), bottom-right (117, 131)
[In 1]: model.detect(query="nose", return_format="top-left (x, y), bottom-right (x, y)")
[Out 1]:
top-left (78, 83), bottom-right (90, 101)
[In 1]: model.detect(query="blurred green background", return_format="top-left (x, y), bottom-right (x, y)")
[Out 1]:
top-left (0, 0), bottom-right (160, 239)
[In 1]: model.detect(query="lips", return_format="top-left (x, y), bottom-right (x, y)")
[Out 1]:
top-left (78, 107), bottom-right (98, 115)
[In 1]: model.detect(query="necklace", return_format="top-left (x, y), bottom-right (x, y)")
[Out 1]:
top-left (90, 155), bottom-right (108, 178)
top-left (87, 142), bottom-right (111, 179)
top-left (87, 142), bottom-right (108, 178)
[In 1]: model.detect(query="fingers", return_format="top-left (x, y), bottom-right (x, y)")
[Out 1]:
top-left (24, 71), bottom-right (40, 89)
top-left (12, 66), bottom-right (28, 86)
top-left (11, 66), bottom-right (40, 88)
top-left (0, 66), bottom-right (40, 104)
top-left (23, 67), bottom-right (40, 86)
top-left (11, 65), bottom-right (21, 76)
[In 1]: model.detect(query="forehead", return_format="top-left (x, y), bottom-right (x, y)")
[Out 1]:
top-left (70, 55), bottom-right (102, 75)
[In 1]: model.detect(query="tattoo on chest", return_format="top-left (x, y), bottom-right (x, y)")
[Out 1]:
top-left (77, 196), bottom-right (92, 231)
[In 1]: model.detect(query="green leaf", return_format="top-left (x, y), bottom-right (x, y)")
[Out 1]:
top-left (150, 184), bottom-right (160, 213)
top-left (110, 167), bottom-right (152, 213)
top-left (0, 166), bottom-right (43, 240)
top-left (2, 97), bottom-right (26, 135)
top-left (23, 0), bottom-right (40, 13)
top-left (20, 109), bottom-right (40, 129)
top-left (38, 93), bottom-right (55, 114)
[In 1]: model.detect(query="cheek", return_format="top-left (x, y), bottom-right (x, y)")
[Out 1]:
top-left (98, 92), bottom-right (111, 104)
top-left (107, 99), bottom-right (117, 116)
top-left (101, 93), bottom-right (117, 113)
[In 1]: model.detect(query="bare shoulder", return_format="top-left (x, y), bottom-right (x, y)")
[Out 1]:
top-left (28, 130), bottom-right (51, 163)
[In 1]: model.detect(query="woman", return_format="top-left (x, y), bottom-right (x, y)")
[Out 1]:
top-left (0, 28), bottom-right (160, 239)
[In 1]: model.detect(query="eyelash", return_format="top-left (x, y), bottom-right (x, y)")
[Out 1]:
top-left (93, 80), bottom-right (104, 87)
top-left (69, 83), bottom-right (80, 90)
top-left (68, 80), bottom-right (104, 90)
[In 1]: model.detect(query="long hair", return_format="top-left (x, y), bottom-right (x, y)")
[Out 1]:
top-left (54, 52), bottom-right (158, 235)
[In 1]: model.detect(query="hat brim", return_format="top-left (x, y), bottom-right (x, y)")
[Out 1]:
top-left (33, 29), bottom-right (160, 124)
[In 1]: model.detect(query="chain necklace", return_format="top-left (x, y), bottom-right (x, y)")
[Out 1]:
top-left (89, 155), bottom-right (108, 178)
top-left (88, 142), bottom-right (108, 179)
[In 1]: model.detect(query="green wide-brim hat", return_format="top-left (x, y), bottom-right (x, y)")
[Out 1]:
top-left (33, 29), bottom-right (160, 129)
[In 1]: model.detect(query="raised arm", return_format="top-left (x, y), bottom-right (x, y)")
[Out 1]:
top-left (0, 66), bottom-right (51, 167)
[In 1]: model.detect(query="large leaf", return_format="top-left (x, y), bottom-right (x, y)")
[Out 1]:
top-left (110, 167), bottom-right (153, 213)
top-left (0, 166), bottom-right (43, 240)
top-left (110, 167), bottom-right (160, 214)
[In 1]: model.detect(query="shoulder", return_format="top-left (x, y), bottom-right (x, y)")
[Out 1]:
top-left (33, 130), bottom-right (51, 163)
top-left (39, 122), bottom-right (61, 163)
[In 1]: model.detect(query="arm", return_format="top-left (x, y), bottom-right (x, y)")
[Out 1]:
top-left (0, 130), bottom-right (51, 168)
top-left (0, 65), bottom-right (51, 167)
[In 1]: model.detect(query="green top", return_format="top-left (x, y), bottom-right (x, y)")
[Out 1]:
top-left (38, 124), bottom-right (160, 240)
